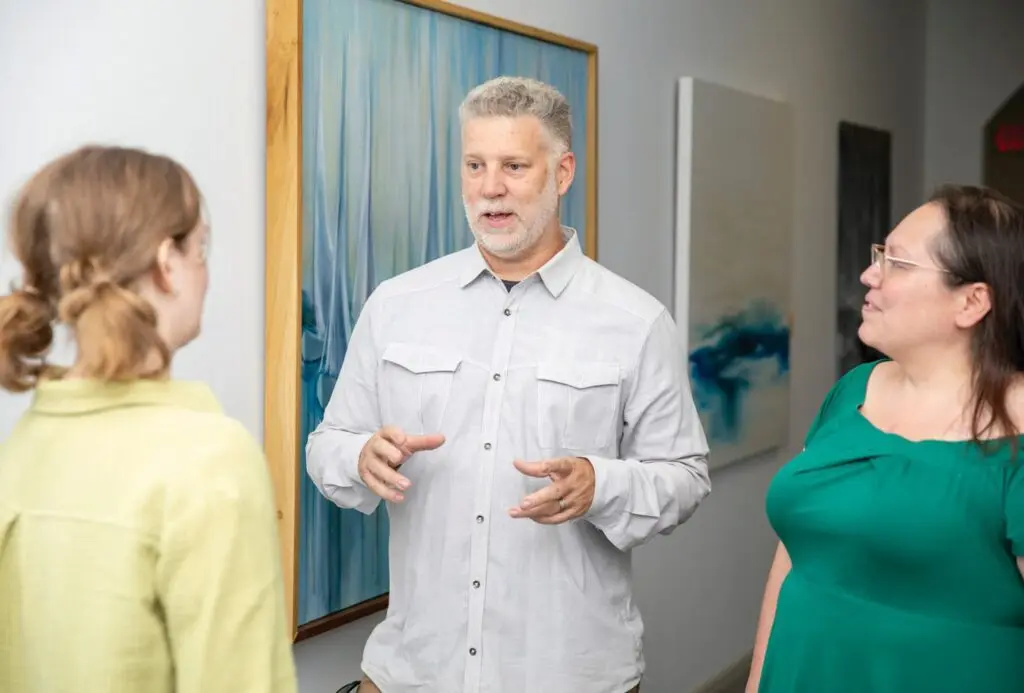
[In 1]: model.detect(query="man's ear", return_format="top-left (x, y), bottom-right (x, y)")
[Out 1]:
top-left (556, 151), bottom-right (576, 196)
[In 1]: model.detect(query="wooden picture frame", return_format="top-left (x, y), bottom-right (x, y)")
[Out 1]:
top-left (265, 0), bottom-right (598, 641)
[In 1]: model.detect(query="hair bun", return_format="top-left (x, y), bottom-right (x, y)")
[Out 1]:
top-left (53, 263), bottom-right (168, 380)
top-left (0, 288), bottom-right (56, 391)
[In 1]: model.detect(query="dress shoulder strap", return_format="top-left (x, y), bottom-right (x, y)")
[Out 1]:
top-left (803, 358), bottom-right (885, 446)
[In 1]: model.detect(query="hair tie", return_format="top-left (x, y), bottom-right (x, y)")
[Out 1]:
top-left (88, 272), bottom-right (116, 291)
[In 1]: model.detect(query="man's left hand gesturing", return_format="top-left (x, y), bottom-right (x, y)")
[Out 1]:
top-left (509, 456), bottom-right (595, 524)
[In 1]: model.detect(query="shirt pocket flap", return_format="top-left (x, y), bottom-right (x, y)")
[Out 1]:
top-left (382, 343), bottom-right (463, 375)
top-left (537, 361), bottom-right (621, 390)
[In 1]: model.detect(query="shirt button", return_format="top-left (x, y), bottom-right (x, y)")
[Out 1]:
top-left (472, 580), bottom-right (480, 588)
top-left (469, 648), bottom-right (477, 656)
top-left (476, 515), bottom-right (484, 523)
top-left (483, 442), bottom-right (491, 450)
top-left (492, 373), bottom-right (501, 381)
top-left (503, 308), bottom-right (511, 316)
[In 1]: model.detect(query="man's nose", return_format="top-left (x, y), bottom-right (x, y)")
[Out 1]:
top-left (481, 170), bottom-right (506, 198)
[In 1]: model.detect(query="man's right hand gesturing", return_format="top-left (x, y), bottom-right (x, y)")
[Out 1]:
top-left (358, 426), bottom-right (445, 502)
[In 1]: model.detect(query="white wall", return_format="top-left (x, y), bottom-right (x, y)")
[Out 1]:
top-left (923, 0), bottom-right (1024, 192)
top-left (0, 0), bottom-right (266, 432)
top-left (0, 1), bottom-right (928, 692)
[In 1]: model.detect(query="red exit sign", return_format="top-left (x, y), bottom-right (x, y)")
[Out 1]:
top-left (995, 124), bottom-right (1024, 152)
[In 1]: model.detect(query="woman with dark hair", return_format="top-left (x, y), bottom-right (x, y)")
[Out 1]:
top-left (0, 145), bottom-right (297, 692)
top-left (746, 185), bottom-right (1024, 692)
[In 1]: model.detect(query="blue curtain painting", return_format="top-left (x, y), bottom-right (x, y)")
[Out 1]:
top-left (298, 0), bottom-right (591, 626)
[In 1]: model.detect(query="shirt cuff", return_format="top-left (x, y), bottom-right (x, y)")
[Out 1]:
top-left (318, 432), bottom-right (377, 513)
top-left (582, 455), bottom-right (627, 524)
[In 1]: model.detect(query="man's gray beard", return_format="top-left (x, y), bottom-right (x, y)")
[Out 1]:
top-left (464, 176), bottom-right (559, 259)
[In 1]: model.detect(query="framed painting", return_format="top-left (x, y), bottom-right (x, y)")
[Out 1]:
top-left (265, 0), bottom-right (598, 641)
top-left (983, 82), bottom-right (1024, 204)
top-left (836, 121), bottom-right (890, 376)
top-left (672, 76), bottom-right (794, 470)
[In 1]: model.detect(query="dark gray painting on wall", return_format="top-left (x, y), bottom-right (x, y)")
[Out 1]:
top-left (982, 82), bottom-right (1024, 205)
top-left (837, 121), bottom-right (890, 376)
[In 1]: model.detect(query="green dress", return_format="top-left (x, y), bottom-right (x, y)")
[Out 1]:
top-left (760, 360), bottom-right (1024, 692)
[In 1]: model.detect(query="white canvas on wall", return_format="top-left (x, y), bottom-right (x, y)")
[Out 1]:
top-left (673, 76), bottom-right (795, 470)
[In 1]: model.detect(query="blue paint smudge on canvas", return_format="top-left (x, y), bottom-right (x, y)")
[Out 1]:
top-left (689, 300), bottom-right (790, 443)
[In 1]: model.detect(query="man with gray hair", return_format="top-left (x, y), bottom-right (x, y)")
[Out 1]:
top-left (306, 76), bottom-right (711, 693)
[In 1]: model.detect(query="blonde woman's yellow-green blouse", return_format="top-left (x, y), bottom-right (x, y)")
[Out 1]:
top-left (0, 378), bottom-right (298, 693)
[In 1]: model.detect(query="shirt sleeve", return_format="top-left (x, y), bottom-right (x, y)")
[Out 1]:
top-left (156, 424), bottom-right (298, 693)
top-left (583, 309), bottom-right (712, 552)
top-left (1005, 462), bottom-right (1024, 557)
top-left (304, 290), bottom-right (382, 515)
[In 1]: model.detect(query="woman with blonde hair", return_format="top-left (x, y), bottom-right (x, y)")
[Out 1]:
top-left (0, 145), bottom-right (297, 693)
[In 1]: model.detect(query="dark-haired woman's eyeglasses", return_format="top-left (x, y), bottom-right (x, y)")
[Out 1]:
top-left (870, 243), bottom-right (950, 277)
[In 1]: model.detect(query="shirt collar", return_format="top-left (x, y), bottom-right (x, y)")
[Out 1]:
top-left (458, 226), bottom-right (584, 298)
top-left (30, 377), bottom-right (223, 416)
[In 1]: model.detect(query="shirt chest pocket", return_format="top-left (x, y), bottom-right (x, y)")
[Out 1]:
top-left (536, 360), bottom-right (622, 452)
top-left (380, 343), bottom-right (462, 435)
